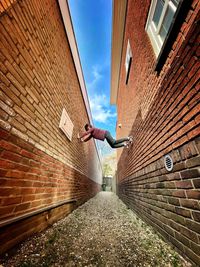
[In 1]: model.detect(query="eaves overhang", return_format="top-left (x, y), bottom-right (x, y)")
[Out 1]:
top-left (57, 0), bottom-right (102, 169)
top-left (110, 0), bottom-right (127, 105)
top-left (57, 0), bottom-right (92, 123)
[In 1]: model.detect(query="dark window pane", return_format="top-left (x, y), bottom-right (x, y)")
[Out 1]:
top-left (153, 0), bottom-right (165, 27)
top-left (159, 5), bottom-right (175, 42)
top-left (172, 0), bottom-right (180, 7)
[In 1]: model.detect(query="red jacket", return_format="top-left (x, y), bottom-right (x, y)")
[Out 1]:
top-left (80, 127), bottom-right (106, 141)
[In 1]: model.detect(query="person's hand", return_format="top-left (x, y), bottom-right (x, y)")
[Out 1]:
top-left (77, 133), bottom-right (84, 142)
top-left (77, 133), bottom-right (81, 142)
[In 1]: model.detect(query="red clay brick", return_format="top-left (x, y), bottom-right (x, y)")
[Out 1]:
top-left (1, 150), bottom-right (22, 163)
top-left (192, 178), bottom-right (200, 188)
top-left (0, 108), bottom-right (9, 121)
top-left (175, 207), bottom-right (192, 218)
top-left (180, 169), bottom-right (199, 179)
top-left (186, 190), bottom-right (200, 199)
top-left (192, 211), bottom-right (200, 222)
top-left (180, 199), bottom-right (200, 210)
top-left (176, 180), bottom-right (193, 189)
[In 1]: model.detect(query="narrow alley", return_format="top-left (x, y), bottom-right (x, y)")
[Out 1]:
top-left (0, 192), bottom-right (191, 267)
top-left (0, 0), bottom-right (200, 266)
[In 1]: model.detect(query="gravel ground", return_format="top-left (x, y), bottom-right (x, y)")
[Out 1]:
top-left (0, 192), bottom-right (192, 267)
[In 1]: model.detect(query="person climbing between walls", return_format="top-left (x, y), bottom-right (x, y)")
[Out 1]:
top-left (77, 123), bottom-right (133, 148)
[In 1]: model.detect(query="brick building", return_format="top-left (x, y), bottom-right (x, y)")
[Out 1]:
top-left (0, 0), bottom-right (102, 253)
top-left (111, 0), bottom-right (200, 265)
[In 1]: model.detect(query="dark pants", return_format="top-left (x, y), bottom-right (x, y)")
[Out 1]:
top-left (105, 131), bottom-right (129, 148)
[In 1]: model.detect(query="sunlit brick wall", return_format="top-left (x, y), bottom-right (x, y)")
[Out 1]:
top-left (0, 0), bottom-right (102, 253)
top-left (116, 0), bottom-right (200, 265)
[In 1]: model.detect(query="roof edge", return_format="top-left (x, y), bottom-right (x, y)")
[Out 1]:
top-left (110, 0), bottom-right (127, 105)
top-left (57, 0), bottom-right (92, 122)
top-left (57, 0), bottom-right (102, 168)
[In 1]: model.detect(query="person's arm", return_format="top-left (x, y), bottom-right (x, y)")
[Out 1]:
top-left (79, 127), bottom-right (94, 139)
top-left (83, 134), bottom-right (92, 142)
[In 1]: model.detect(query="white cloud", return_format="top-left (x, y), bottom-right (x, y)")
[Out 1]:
top-left (87, 65), bottom-right (102, 89)
top-left (89, 94), bottom-right (116, 123)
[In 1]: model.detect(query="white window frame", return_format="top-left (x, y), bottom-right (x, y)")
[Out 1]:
top-left (125, 39), bottom-right (132, 84)
top-left (145, 0), bottom-right (180, 57)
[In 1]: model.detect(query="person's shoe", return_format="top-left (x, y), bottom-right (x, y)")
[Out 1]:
top-left (124, 142), bottom-right (129, 148)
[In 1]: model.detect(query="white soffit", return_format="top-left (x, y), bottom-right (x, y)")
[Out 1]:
top-left (57, 0), bottom-right (102, 168)
top-left (57, 0), bottom-right (92, 123)
top-left (110, 0), bottom-right (127, 105)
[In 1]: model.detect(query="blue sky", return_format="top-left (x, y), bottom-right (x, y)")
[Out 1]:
top-left (68, 0), bottom-right (117, 155)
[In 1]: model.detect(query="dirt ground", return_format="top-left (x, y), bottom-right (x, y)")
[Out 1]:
top-left (0, 192), bottom-right (192, 267)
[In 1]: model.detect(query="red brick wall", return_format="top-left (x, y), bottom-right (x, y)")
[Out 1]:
top-left (0, 0), bottom-right (101, 253)
top-left (116, 0), bottom-right (200, 265)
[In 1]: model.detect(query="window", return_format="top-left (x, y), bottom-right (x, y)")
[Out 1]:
top-left (125, 40), bottom-right (132, 84)
top-left (145, 0), bottom-right (181, 57)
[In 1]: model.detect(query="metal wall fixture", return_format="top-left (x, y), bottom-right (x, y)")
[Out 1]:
top-left (164, 154), bottom-right (173, 171)
top-left (118, 123), bottom-right (122, 128)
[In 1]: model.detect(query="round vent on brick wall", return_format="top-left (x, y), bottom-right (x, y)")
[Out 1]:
top-left (164, 155), bottom-right (173, 171)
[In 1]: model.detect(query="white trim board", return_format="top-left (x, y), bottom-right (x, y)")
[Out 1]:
top-left (57, 0), bottom-right (102, 168)
top-left (57, 0), bottom-right (92, 123)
